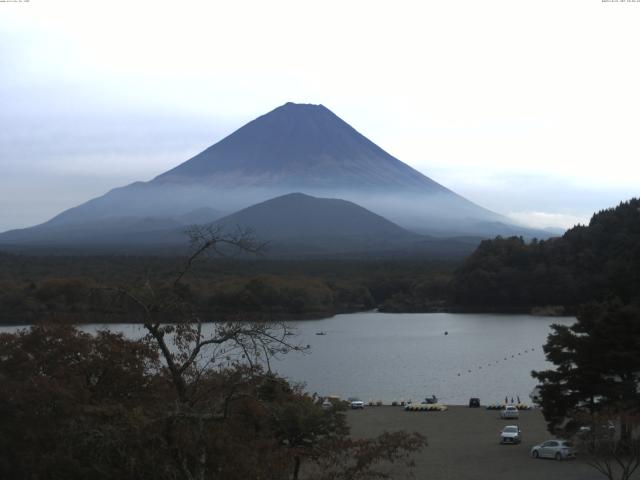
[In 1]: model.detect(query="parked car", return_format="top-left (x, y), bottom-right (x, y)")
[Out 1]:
top-left (500, 425), bottom-right (522, 444)
top-left (500, 405), bottom-right (519, 419)
top-left (531, 440), bottom-right (576, 460)
top-left (578, 421), bottom-right (615, 438)
top-left (321, 395), bottom-right (341, 410)
top-left (349, 398), bottom-right (365, 409)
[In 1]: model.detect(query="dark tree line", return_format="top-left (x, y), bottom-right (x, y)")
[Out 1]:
top-left (0, 252), bottom-right (454, 324)
top-left (449, 198), bottom-right (640, 311)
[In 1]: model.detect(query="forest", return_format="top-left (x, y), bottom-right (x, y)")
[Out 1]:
top-left (1, 198), bottom-right (638, 325)
top-left (449, 198), bottom-right (640, 312)
top-left (0, 252), bottom-right (454, 325)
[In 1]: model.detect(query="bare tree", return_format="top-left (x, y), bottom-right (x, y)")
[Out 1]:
top-left (575, 410), bottom-right (640, 480)
top-left (97, 225), bottom-right (426, 480)
top-left (109, 225), bottom-right (304, 480)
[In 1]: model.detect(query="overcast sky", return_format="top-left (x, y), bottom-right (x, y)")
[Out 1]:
top-left (1, 0), bottom-right (638, 232)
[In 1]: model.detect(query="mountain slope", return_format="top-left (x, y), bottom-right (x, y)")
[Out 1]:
top-left (0, 193), bottom-right (481, 259)
top-left (215, 192), bottom-right (415, 241)
top-left (33, 103), bottom-right (505, 231)
top-left (156, 102), bottom-right (449, 191)
top-left (211, 193), bottom-right (479, 257)
top-left (0, 102), bottom-right (545, 247)
top-left (0, 208), bottom-right (221, 247)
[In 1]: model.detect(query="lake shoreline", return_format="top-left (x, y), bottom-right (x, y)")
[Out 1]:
top-left (1, 312), bottom-right (574, 405)
top-left (0, 304), bottom-right (576, 326)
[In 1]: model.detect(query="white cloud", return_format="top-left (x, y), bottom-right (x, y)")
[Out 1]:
top-left (506, 211), bottom-right (588, 230)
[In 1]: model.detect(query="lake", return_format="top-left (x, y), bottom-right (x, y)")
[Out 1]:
top-left (0, 312), bottom-right (575, 406)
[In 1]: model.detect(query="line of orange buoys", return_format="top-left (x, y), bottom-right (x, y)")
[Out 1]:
top-left (452, 343), bottom-right (539, 378)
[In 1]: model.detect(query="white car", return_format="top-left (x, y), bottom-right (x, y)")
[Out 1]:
top-left (500, 405), bottom-right (519, 419)
top-left (500, 425), bottom-right (522, 444)
top-left (349, 399), bottom-right (365, 409)
top-left (531, 440), bottom-right (575, 460)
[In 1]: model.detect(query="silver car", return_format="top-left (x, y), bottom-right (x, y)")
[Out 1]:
top-left (531, 440), bottom-right (576, 460)
top-left (500, 405), bottom-right (519, 419)
top-left (500, 425), bottom-right (521, 444)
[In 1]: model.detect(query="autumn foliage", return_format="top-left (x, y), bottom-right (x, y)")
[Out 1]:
top-left (0, 323), bottom-right (424, 480)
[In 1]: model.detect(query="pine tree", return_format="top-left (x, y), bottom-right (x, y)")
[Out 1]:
top-left (532, 301), bottom-right (640, 434)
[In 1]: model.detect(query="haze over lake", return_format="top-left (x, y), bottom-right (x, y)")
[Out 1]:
top-left (1, 313), bottom-right (574, 405)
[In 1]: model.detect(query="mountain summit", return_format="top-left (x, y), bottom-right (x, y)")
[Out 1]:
top-left (1, 102), bottom-right (528, 245)
top-left (155, 102), bottom-right (446, 191)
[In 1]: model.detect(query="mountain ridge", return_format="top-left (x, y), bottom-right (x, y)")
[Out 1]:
top-left (0, 102), bottom-right (550, 246)
top-left (154, 102), bottom-right (452, 192)
top-left (213, 192), bottom-right (417, 241)
top-left (0, 193), bottom-right (482, 259)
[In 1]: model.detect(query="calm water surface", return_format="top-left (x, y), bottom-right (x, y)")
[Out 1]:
top-left (1, 312), bottom-right (575, 405)
top-left (275, 312), bottom-right (574, 405)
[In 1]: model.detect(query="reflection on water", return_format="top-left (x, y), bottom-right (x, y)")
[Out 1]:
top-left (0, 312), bottom-right (574, 405)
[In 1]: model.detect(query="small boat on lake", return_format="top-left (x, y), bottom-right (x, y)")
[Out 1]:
top-left (315, 331), bottom-right (327, 336)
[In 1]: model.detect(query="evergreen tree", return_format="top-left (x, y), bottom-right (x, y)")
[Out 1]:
top-left (532, 301), bottom-right (640, 434)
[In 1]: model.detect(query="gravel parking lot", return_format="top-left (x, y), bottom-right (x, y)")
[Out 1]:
top-left (347, 406), bottom-right (605, 480)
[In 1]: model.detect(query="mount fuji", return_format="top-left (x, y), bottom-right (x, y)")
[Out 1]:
top-left (0, 102), bottom-right (548, 252)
